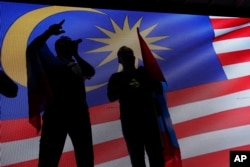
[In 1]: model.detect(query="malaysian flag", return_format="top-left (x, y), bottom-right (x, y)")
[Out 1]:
top-left (1, 2), bottom-right (250, 167)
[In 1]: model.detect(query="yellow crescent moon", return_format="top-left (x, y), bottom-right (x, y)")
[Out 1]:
top-left (1, 5), bottom-right (106, 91)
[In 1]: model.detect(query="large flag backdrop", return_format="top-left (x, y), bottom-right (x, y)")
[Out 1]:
top-left (1, 1), bottom-right (250, 167)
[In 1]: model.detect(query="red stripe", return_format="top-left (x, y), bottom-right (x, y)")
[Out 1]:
top-left (167, 76), bottom-right (250, 107)
top-left (6, 143), bottom-right (250, 167)
top-left (60, 138), bottom-right (128, 166)
top-left (3, 76), bottom-right (249, 142)
top-left (94, 138), bottom-right (128, 164)
top-left (2, 102), bottom-right (120, 142)
top-left (182, 145), bottom-right (250, 167)
top-left (2, 118), bottom-right (40, 142)
top-left (89, 101), bottom-right (119, 124)
top-left (4, 138), bottom-right (128, 167)
top-left (217, 49), bottom-right (250, 66)
top-left (174, 106), bottom-right (250, 139)
top-left (213, 26), bottom-right (250, 42)
top-left (210, 18), bottom-right (250, 29)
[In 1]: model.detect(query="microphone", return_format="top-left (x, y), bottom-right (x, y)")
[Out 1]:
top-left (73, 39), bottom-right (82, 44)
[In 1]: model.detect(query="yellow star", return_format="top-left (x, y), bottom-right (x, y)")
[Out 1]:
top-left (87, 16), bottom-right (171, 72)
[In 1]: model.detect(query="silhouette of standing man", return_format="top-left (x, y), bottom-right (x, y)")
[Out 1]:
top-left (26, 20), bottom-right (95, 167)
top-left (107, 46), bottom-right (165, 167)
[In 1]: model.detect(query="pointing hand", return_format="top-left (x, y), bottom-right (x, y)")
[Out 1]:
top-left (48, 19), bottom-right (65, 35)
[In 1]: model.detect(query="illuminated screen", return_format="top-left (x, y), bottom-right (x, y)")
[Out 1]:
top-left (1, 1), bottom-right (250, 167)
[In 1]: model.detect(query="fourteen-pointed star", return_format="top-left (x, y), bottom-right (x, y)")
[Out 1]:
top-left (87, 16), bottom-right (171, 72)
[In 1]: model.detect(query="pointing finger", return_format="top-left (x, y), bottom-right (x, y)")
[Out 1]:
top-left (59, 19), bottom-right (65, 26)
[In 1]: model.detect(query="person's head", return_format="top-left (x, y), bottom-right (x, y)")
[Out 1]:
top-left (55, 36), bottom-right (73, 60)
top-left (117, 46), bottom-right (135, 68)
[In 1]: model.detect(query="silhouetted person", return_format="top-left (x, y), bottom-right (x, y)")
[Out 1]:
top-left (0, 70), bottom-right (18, 98)
top-left (107, 46), bottom-right (165, 167)
top-left (26, 20), bottom-right (95, 167)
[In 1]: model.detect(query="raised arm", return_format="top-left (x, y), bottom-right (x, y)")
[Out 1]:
top-left (33, 20), bottom-right (65, 47)
top-left (71, 40), bottom-right (95, 79)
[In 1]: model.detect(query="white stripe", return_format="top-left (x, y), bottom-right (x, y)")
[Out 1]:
top-left (3, 91), bottom-right (250, 166)
top-left (209, 16), bottom-right (238, 19)
top-left (213, 22), bottom-right (250, 37)
top-left (3, 90), bottom-right (250, 165)
top-left (223, 62), bottom-right (250, 79)
top-left (4, 124), bottom-right (250, 166)
top-left (93, 119), bottom-right (123, 144)
top-left (2, 137), bottom-right (40, 166)
top-left (180, 125), bottom-right (250, 159)
top-left (2, 120), bottom-right (123, 166)
top-left (212, 37), bottom-right (250, 54)
top-left (63, 119), bottom-right (123, 152)
top-left (95, 155), bottom-right (150, 167)
top-left (170, 89), bottom-right (250, 124)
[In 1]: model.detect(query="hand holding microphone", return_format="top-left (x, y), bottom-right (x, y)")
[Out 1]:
top-left (73, 39), bottom-right (82, 44)
top-left (71, 38), bottom-right (82, 56)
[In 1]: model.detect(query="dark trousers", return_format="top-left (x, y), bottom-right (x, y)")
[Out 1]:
top-left (121, 117), bottom-right (165, 167)
top-left (38, 106), bottom-right (94, 167)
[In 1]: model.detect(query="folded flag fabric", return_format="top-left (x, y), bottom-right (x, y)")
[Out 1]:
top-left (26, 40), bottom-right (54, 133)
top-left (137, 27), bottom-right (182, 167)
